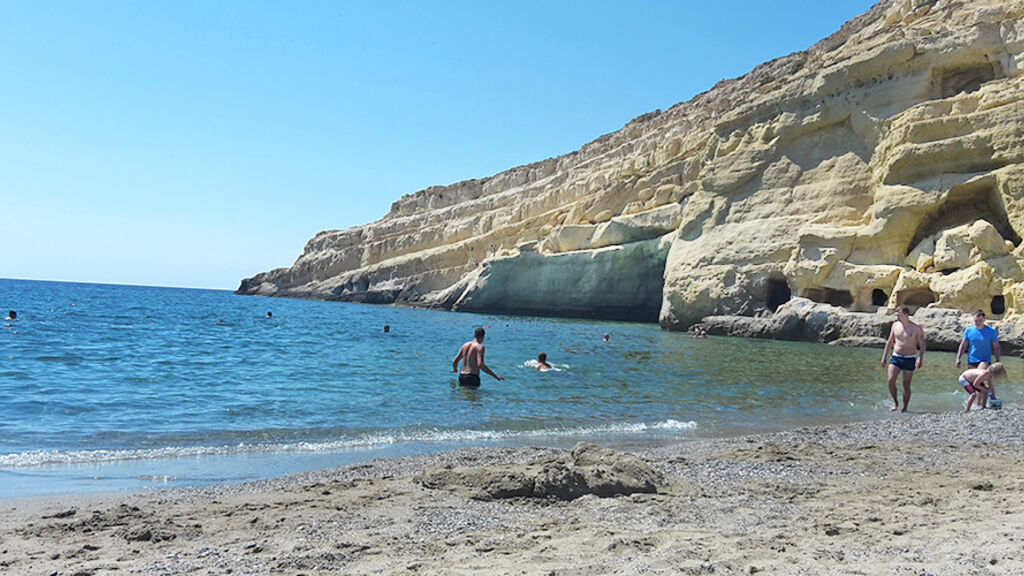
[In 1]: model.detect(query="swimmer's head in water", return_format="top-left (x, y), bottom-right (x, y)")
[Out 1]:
top-left (7, 311), bottom-right (15, 320)
top-left (537, 352), bottom-right (547, 363)
top-left (384, 325), bottom-right (390, 333)
top-left (267, 311), bottom-right (272, 318)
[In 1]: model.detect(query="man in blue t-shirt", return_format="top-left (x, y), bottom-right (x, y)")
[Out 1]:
top-left (956, 309), bottom-right (1000, 368)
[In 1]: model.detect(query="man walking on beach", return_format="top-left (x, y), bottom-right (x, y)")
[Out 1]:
top-left (451, 327), bottom-right (503, 387)
top-left (955, 310), bottom-right (1000, 368)
top-left (881, 306), bottom-right (926, 412)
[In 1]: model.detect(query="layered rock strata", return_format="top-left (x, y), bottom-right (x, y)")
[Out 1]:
top-left (239, 0), bottom-right (1024, 348)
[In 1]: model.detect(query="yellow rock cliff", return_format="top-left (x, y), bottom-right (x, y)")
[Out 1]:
top-left (239, 0), bottom-right (1024, 345)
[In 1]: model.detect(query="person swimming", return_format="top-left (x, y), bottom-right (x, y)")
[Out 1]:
top-left (536, 352), bottom-right (552, 371)
top-left (4, 311), bottom-right (15, 321)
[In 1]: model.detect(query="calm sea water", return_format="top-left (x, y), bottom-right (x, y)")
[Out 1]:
top-left (1, 278), bottom-right (1017, 498)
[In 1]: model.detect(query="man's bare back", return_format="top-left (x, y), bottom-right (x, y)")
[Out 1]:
top-left (456, 340), bottom-right (485, 375)
top-left (451, 327), bottom-right (503, 386)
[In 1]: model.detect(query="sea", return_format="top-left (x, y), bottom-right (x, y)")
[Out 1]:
top-left (1, 278), bottom-right (1015, 499)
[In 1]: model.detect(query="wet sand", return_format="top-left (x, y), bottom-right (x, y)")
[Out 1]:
top-left (3, 409), bottom-right (1023, 575)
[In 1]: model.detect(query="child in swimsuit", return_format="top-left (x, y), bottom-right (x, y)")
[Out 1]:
top-left (958, 362), bottom-right (1006, 412)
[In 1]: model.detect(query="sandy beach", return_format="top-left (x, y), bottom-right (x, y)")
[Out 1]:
top-left (3, 409), bottom-right (1023, 576)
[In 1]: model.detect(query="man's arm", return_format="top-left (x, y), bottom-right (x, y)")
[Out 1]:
top-left (478, 347), bottom-right (504, 381)
top-left (451, 343), bottom-right (466, 373)
top-left (882, 326), bottom-right (895, 366)
top-left (956, 339), bottom-right (968, 367)
top-left (480, 364), bottom-right (503, 380)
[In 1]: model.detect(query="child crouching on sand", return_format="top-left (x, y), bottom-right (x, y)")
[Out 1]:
top-left (958, 362), bottom-right (1006, 412)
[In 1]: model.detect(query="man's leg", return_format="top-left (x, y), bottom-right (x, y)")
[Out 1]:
top-left (887, 364), bottom-right (901, 411)
top-left (901, 371), bottom-right (912, 412)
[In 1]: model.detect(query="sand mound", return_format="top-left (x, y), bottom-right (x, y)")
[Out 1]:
top-left (416, 442), bottom-right (662, 501)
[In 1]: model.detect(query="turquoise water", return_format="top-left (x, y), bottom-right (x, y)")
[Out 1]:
top-left (1, 278), bottom-right (1018, 498)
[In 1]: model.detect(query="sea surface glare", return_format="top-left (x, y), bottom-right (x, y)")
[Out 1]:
top-left (1, 279), bottom-right (1014, 498)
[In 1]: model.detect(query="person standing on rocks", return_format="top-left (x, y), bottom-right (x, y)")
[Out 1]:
top-left (881, 306), bottom-right (926, 412)
top-left (955, 310), bottom-right (1000, 369)
top-left (451, 327), bottom-right (503, 387)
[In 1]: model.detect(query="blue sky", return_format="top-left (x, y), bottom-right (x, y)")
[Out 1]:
top-left (0, 0), bottom-right (876, 289)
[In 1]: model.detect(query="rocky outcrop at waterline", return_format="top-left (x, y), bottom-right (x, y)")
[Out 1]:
top-left (698, 298), bottom-right (1024, 353)
top-left (239, 0), bottom-right (1024, 346)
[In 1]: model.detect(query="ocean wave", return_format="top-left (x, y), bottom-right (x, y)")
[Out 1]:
top-left (0, 420), bottom-right (697, 467)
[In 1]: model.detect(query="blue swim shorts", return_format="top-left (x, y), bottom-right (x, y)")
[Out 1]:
top-left (889, 353), bottom-right (916, 371)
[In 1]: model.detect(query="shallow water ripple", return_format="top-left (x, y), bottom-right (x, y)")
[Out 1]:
top-left (1, 278), bottom-right (1019, 496)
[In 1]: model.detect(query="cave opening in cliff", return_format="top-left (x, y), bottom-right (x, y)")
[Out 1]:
top-left (991, 295), bottom-right (1006, 316)
top-left (766, 278), bottom-right (791, 312)
top-left (804, 288), bottom-right (853, 309)
top-left (899, 288), bottom-right (936, 310)
top-left (933, 60), bottom-right (1004, 99)
top-left (906, 181), bottom-right (1021, 257)
top-left (872, 289), bottom-right (888, 307)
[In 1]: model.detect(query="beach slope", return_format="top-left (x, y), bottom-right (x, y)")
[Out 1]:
top-left (3, 410), bottom-right (1023, 575)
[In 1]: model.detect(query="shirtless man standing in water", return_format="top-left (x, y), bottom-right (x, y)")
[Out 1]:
top-left (451, 327), bottom-right (503, 387)
top-left (881, 306), bottom-right (926, 412)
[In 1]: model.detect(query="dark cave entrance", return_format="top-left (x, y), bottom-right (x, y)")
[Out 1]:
top-left (804, 288), bottom-right (853, 309)
top-left (767, 278), bottom-right (792, 312)
top-left (906, 179), bottom-right (1020, 259)
top-left (933, 61), bottom-right (1003, 99)
top-left (899, 288), bottom-right (936, 310)
top-left (872, 289), bottom-right (889, 307)
top-left (991, 295), bottom-right (1006, 316)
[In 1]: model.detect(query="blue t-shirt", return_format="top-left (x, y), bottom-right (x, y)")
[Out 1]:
top-left (963, 325), bottom-right (999, 364)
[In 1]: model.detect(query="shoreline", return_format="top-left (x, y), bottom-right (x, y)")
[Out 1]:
top-left (3, 409), bottom-right (1023, 575)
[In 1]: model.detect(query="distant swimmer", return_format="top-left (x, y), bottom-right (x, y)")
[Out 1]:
top-left (881, 306), bottom-right (926, 413)
top-left (603, 333), bottom-right (610, 342)
top-left (384, 324), bottom-right (390, 333)
top-left (536, 352), bottom-right (552, 371)
top-left (451, 327), bottom-right (503, 387)
top-left (266, 311), bottom-right (273, 319)
top-left (4, 311), bottom-right (15, 321)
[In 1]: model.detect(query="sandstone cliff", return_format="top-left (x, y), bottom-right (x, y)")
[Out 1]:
top-left (239, 0), bottom-right (1024, 348)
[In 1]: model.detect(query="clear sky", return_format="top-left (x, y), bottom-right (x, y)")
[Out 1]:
top-left (0, 0), bottom-right (877, 290)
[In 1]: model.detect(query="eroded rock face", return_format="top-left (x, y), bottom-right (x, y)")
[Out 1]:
top-left (240, 0), bottom-right (1024, 337)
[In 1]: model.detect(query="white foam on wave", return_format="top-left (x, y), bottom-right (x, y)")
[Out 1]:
top-left (0, 419), bottom-right (697, 467)
top-left (651, 419), bottom-right (697, 430)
